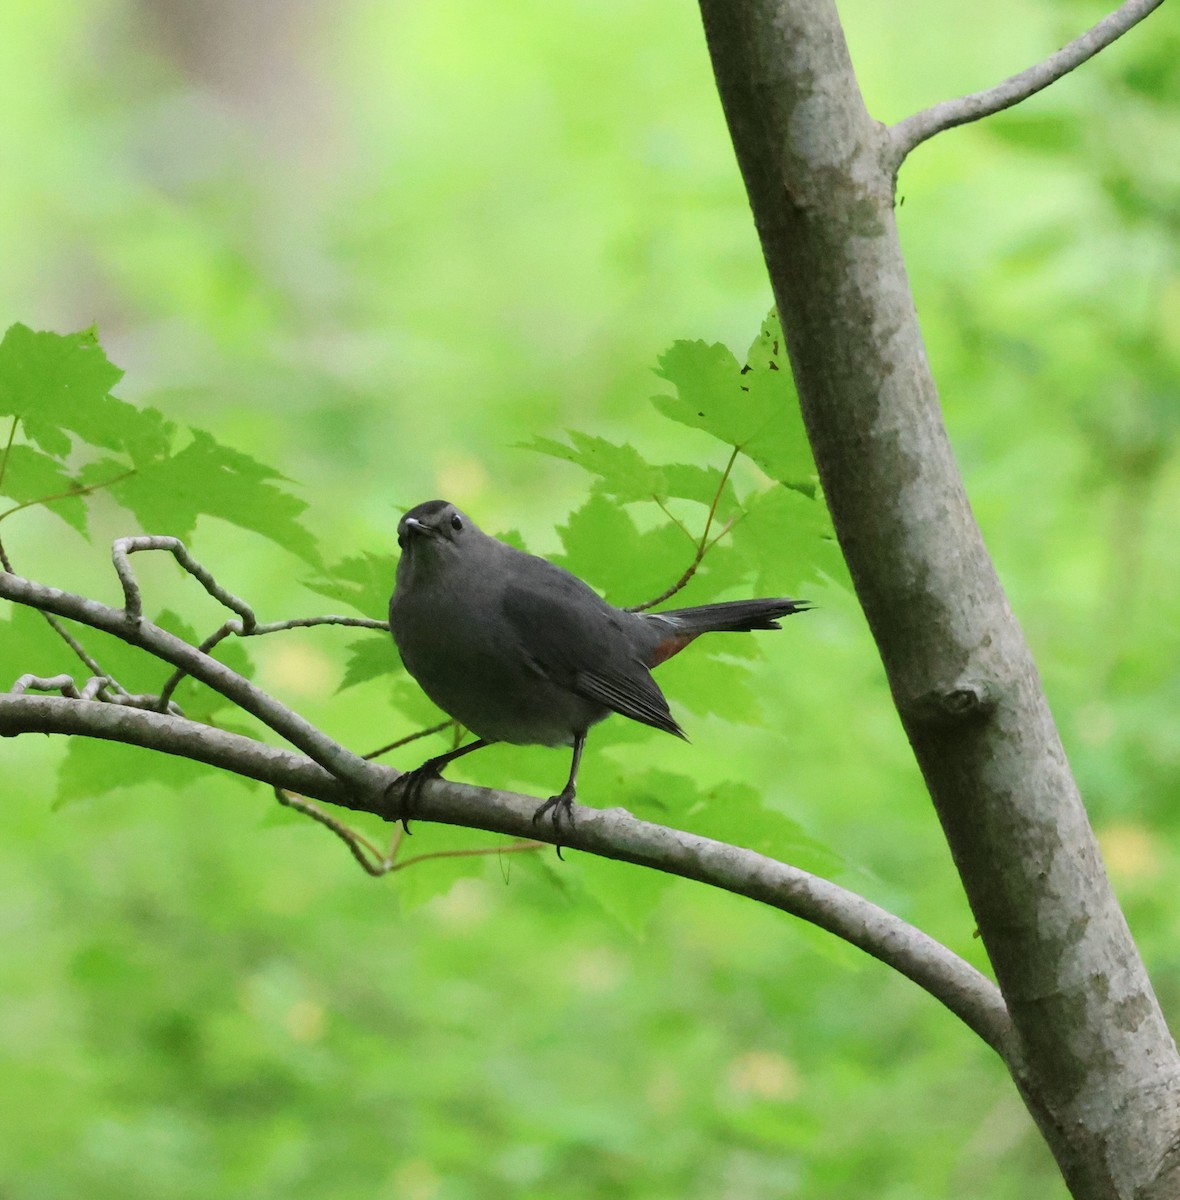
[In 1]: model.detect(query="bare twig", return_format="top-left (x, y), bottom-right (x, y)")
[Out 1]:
top-left (9, 671), bottom-right (185, 713)
top-left (0, 468), bottom-right (136, 525)
top-left (113, 536), bottom-right (257, 628)
top-left (628, 446), bottom-right (741, 613)
top-left (653, 496), bottom-right (695, 544)
top-left (276, 786), bottom-right (397, 874)
top-left (156, 612), bottom-right (388, 711)
top-left (106, 535), bottom-right (387, 712)
top-left (12, 673), bottom-right (112, 701)
top-left (889, 0), bottom-right (1166, 166)
top-left (0, 416), bottom-right (17, 494)
top-left (0, 439), bottom-right (129, 690)
top-left (1, 530), bottom-right (117, 685)
top-left (275, 786), bottom-right (545, 875)
top-left (363, 718), bottom-right (458, 761)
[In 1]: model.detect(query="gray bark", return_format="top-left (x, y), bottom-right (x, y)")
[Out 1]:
top-left (695, 2), bottom-right (1180, 1196)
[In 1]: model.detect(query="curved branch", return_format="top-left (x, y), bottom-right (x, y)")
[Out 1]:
top-left (0, 692), bottom-right (1011, 1054)
top-left (157, 612), bottom-right (388, 712)
top-left (888, 0), bottom-right (1166, 167)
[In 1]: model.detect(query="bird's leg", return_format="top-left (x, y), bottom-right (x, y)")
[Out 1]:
top-left (387, 738), bottom-right (491, 832)
top-left (532, 732), bottom-right (586, 839)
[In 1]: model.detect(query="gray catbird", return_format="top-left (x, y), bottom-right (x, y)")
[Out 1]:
top-left (389, 499), bottom-right (808, 827)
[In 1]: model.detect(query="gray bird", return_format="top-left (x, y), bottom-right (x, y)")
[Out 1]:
top-left (388, 499), bottom-right (808, 828)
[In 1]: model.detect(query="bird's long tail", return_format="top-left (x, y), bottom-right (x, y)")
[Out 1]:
top-left (655, 597), bottom-right (810, 633)
top-left (641, 598), bottom-right (810, 666)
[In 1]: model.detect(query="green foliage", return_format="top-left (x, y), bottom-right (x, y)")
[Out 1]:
top-left (653, 313), bottom-right (816, 493)
top-left (6, 1), bottom-right (1177, 1196)
top-left (0, 324), bottom-right (169, 464)
top-left (303, 551), bottom-right (396, 619)
top-left (0, 326), bottom-right (318, 563)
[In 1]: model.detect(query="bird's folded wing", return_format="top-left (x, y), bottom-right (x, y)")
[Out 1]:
top-left (501, 569), bottom-right (686, 738)
top-left (572, 666), bottom-right (687, 739)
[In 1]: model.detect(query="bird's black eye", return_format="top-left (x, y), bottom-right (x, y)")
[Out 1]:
top-left (450, 513), bottom-right (463, 532)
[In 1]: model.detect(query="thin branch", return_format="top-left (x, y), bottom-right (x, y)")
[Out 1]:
top-left (276, 786), bottom-right (400, 874)
top-left (113, 535), bottom-right (257, 628)
top-left (888, 0), bottom-right (1166, 166)
top-left (1, 532), bottom-right (120, 684)
top-left (275, 786), bottom-right (545, 875)
top-left (13, 673), bottom-right (113, 701)
top-left (110, 534), bottom-right (387, 712)
top-left (653, 496), bottom-right (695, 545)
top-left (363, 718), bottom-right (457, 761)
top-left (0, 690), bottom-right (1011, 1053)
top-left (39, 616), bottom-right (115, 683)
top-left (628, 445), bottom-right (741, 613)
top-left (157, 612), bottom-right (388, 711)
top-left (0, 465), bottom-right (127, 692)
top-left (0, 468), bottom-right (136, 525)
top-left (0, 416), bottom-right (17, 494)
top-left (11, 671), bottom-right (183, 713)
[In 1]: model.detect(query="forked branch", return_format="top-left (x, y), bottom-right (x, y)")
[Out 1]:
top-left (889, 0), bottom-right (1166, 167)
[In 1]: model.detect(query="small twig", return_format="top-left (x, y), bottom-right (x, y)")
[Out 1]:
top-left (276, 787), bottom-right (394, 874)
top-left (109, 535), bottom-right (387, 713)
top-left (12, 673), bottom-right (109, 701)
top-left (275, 786), bottom-right (544, 875)
top-left (889, 0), bottom-right (1166, 166)
top-left (0, 536), bottom-right (126, 690)
top-left (156, 612), bottom-right (389, 712)
top-left (653, 496), bottom-right (695, 545)
top-left (0, 451), bottom-right (129, 693)
top-left (113, 535), bottom-right (258, 629)
top-left (1, 529), bottom-right (123, 687)
top-left (0, 468), bottom-right (137, 526)
top-left (393, 841), bottom-right (547, 873)
top-left (45, 613), bottom-right (120, 681)
top-left (10, 671), bottom-right (184, 713)
top-left (0, 417), bottom-right (17, 495)
top-left (628, 446), bottom-right (741, 613)
top-left (363, 719), bottom-right (458, 761)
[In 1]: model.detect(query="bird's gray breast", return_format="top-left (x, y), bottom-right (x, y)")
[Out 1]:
top-left (390, 542), bottom-right (623, 746)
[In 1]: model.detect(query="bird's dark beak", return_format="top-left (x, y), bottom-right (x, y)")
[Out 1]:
top-left (398, 517), bottom-right (431, 549)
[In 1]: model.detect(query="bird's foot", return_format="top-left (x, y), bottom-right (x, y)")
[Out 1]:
top-left (386, 757), bottom-right (445, 834)
top-left (532, 787), bottom-right (576, 859)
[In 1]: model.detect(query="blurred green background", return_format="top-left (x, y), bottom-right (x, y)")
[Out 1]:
top-left (2, 0), bottom-right (1179, 1196)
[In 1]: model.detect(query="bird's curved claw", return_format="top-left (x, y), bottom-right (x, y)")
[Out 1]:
top-left (532, 788), bottom-right (576, 860)
top-left (385, 760), bottom-right (442, 834)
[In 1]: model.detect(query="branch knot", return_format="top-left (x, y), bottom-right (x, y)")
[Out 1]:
top-left (910, 678), bottom-right (997, 727)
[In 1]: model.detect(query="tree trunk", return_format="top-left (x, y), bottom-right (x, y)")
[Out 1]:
top-left (696, 1), bottom-right (1180, 1195)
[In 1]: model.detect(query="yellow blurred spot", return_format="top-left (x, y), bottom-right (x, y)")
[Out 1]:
top-left (429, 877), bottom-right (492, 926)
top-left (646, 1067), bottom-right (683, 1115)
top-left (570, 946), bottom-right (626, 994)
top-left (284, 999), bottom-right (325, 1042)
top-left (1099, 822), bottom-right (1159, 881)
top-left (726, 1050), bottom-right (801, 1102)
top-left (391, 1159), bottom-right (441, 1200)
top-left (1075, 703), bottom-right (1115, 747)
top-left (261, 641), bottom-right (338, 699)
top-left (436, 455), bottom-right (489, 504)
